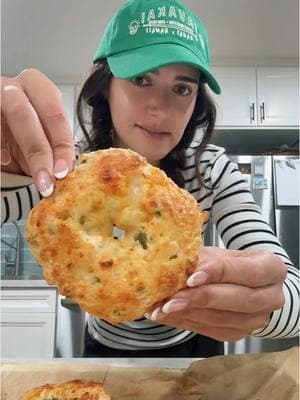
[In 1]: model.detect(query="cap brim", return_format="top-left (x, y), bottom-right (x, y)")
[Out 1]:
top-left (106, 43), bottom-right (221, 95)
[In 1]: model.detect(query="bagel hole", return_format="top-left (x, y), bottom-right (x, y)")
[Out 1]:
top-left (113, 225), bottom-right (125, 239)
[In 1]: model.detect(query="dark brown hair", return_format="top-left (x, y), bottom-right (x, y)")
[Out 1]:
top-left (76, 60), bottom-right (216, 188)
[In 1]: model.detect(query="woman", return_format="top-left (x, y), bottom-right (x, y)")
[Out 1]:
top-left (1, 0), bottom-right (298, 358)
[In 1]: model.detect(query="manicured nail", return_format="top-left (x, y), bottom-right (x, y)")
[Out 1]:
top-left (72, 158), bottom-right (77, 170)
top-left (186, 270), bottom-right (208, 287)
top-left (1, 148), bottom-right (11, 165)
top-left (54, 159), bottom-right (69, 179)
top-left (3, 85), bottom-right (18, 92)
top-left (147, 307), bottom-right (162, 321)
top-left (162, 299), bottom-right (188, 314)
top-left (36, 170), bottom-right (54, 197)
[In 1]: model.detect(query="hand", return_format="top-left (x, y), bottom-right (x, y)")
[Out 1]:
top-left (1, 69), bottom-right (75, 196)
top-left (145, 247), bottom-right (287, 341)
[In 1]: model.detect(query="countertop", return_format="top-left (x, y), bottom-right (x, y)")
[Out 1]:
top-left (1, 278), bottom-right (55, 288)
top-left (2, 357), bottom-right (203, 369)
top-left (3, 349), bottom-right (298, 400)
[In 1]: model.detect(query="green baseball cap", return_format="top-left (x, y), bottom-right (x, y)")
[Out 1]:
top-left (93, 0), bottom-right (221, 94)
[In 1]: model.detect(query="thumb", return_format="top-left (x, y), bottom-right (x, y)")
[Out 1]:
top-left (186, 246), bottom-right (240, 286)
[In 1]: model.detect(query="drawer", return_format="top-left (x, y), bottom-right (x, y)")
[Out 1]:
top-left (1, 312), bottom-right (56, 358)
top-left (1, 288), bottom-right (57, 313)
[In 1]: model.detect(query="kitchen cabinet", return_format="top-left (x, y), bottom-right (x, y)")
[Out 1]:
top-left (55, 67), bottom-right (299, 135)
top-left (1, 288), bottom-right (57, 358)
top-left (211, 67), bottom-right (256, 127)
top-left (256, 67), bottom-right (299, 126)
top-left (211, 67), bottom-right (299, 127)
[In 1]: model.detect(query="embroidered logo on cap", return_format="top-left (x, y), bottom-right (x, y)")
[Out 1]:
top-left (127, 4), bottom-right (206, 50)
top-left (129, 20), bottom-right (140, 35)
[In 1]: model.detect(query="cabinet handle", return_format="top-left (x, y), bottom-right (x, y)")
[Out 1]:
top-left (260, 102), bottom-right (265, 122)
top-left (250, 102), bottom-right (255, 122)
top-left (61, 297), bottom-right (80, 310)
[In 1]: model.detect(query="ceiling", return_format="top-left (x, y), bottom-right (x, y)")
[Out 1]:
top-left (1, 0), bottom-right (299, 81)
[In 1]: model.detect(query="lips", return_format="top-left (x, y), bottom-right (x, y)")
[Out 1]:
top-left (136, 124), bottom-right (171, 136)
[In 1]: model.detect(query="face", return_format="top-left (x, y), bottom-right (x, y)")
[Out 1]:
top-left (107, 64), bottom-right (200, 166)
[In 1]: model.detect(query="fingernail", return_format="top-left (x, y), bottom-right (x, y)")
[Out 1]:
top-left (54, 159), bottom-right (69, 179)
top-left (72, 158), bottom-right (77, 170)
top-left (36, 170), bottom-right (54, 197)
top-left (162, 299), bottom-right (188, 314)
top-left (1, 148), bottom-right (11, 165)
top-left (3, 85), bottom-right (18, 92)
top-left (186, 271), bottom-right (208, 287)
top-left (147, 307), bottom-right (162, 321)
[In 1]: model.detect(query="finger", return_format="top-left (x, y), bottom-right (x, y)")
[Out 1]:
top-left (1, 114), bottom-right (12, 166)
top-left (1, 115), bottom-right (25, 174)
top-left (159, 307), bottom-right (271, 332)
top-left (189, 250), bottom-right (287, 288)
top-left (149, 315), bottom-right (249, 342)
top-left (0, 140), bottom-right (11, 166)
top-left (17, 69), bottom-right (75, 174)
top-left (156, 283), bottom-right (285, 314)
top-left (2, 83), bottom-right (55, 196)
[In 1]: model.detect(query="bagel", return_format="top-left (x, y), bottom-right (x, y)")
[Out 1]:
top-left (25, 148), bottom-right (206, 324)
top-left (19, 379), bottom-right (110, 399)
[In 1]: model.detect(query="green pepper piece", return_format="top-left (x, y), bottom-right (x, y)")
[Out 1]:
top-left (135, 231), bottom-right (148, 249)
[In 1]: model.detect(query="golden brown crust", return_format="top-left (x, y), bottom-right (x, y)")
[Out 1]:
top-left (19, 379), bottom-right (111, 399)
top-left (25, 148), bottom-right (206, 324)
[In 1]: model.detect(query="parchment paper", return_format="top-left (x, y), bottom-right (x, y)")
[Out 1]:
top-left (1, 347), bottom-right (299, 400)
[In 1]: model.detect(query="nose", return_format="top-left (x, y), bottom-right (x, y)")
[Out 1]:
top-left (146, 87), bottom-right (171, 117)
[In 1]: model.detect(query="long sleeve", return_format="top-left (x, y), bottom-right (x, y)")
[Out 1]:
top-left (1, 172), bottom-right (41, 224)
top-left (208, 150), bottom-right (299, 339)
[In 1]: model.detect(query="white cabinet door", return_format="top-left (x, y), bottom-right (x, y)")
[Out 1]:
top-left (1, 288), bottom-right (57, 358)
top-left (58, 85), bottom-right (75, 134)
top-left (256, 67), bottom-right (299, 126)
top-left (1, 312), bottom-right (56, 358)
top-left (211, 67), bottom-right (257, 127)
top-left (1, 288), bottom-right (57, 313)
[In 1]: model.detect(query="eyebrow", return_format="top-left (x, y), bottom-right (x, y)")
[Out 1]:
top-left (175, 75), bottom-right (199, 84)
top-left (149, 70), bottom-right (199, 84)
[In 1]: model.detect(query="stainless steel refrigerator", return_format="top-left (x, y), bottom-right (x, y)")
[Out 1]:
top-left (205, 154), bottom-right (299, 353)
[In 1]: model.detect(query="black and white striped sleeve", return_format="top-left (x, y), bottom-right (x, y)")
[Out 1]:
top-left (209, 152), bottom-right (299, 339)
top-left (1, 174), bottom-right (41, 224)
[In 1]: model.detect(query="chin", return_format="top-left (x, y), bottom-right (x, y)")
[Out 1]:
top-left (135, 145), bottom-right (172, 163)
top-left (142, 151), bottom-right (169, 166)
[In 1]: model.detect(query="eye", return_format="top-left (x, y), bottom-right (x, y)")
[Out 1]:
top-left (130, 76), bottom-right (149, 86)
top-left (173, 84), bottom-right (192, 96)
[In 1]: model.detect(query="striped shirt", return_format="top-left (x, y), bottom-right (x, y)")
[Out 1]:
top-left (1, 143), bottom-right (299, 350)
